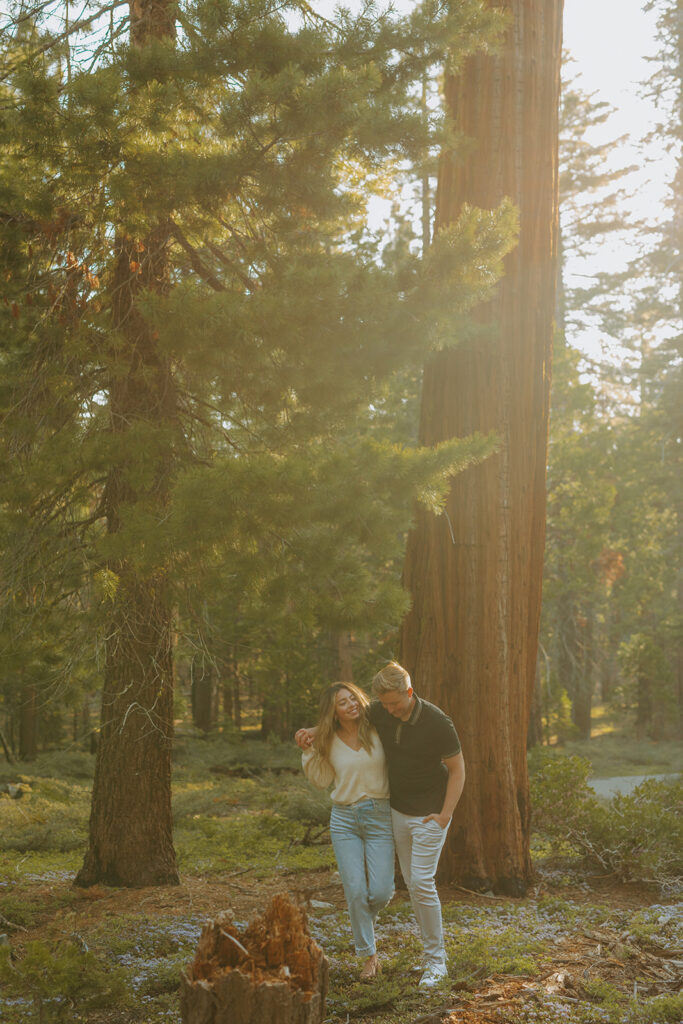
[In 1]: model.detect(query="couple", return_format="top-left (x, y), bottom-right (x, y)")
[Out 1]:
top-left (295, 661), bottom-right (465, 990)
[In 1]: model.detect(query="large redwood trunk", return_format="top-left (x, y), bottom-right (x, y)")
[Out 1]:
top-left (400, 0), bottom-right (563, 894)
top-left (75, 0), bottom-right (179, 886)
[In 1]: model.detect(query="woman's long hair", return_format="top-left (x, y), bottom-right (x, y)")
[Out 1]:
top-left (313, 682), bottom-right (374, 763)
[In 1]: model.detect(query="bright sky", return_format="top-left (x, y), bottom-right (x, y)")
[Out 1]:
top-left (562, 0), bottom-right (664, 190)
top-left (563, 0), bottom-right (658, 135)
top-left (562, 1), bottom-right (670, 361)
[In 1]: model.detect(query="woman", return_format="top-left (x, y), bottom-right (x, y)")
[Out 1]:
top-left (299, 682), bottom-right (394, 980)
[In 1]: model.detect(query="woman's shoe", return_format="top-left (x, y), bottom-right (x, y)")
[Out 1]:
top-left (360, 954), bottom-right (381, 981)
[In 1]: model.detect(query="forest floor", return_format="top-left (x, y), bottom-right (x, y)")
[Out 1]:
top-left (2, 859), bottom-right (681, 1024)
top-left (0, 720), bottom-right (681, 1023)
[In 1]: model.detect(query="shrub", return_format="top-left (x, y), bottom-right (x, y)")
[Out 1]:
top-left (0, 939), bottom-right (129, 1020)
top-left (529, 748), bottom-right (682, 891)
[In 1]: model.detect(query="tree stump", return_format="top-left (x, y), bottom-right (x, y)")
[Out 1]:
top-left (180, 894), bottom-right (329, 1024)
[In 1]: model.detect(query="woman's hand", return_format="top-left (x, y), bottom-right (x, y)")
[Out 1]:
top-left (295, 728), bottom-right (315, 750)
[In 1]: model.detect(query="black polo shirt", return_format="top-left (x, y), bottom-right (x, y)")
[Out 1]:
top-left (368, 695), bottom-right (461, 816)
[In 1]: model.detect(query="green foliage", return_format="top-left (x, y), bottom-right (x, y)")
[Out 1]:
top-left (636, 992), bottom-right (683, 1024)
top-left (529, 748), bottom-right (683, 890)
top-left (446, 924), bottom-right (542, 980)
top-left (175, 808), bottom-right (335, 875)
top-left (0, 0), bottom-right (515, 759)
top-left (0, 939), bottom-right (129, 1019)
top-left (0, 780), bottom-right (90, 852)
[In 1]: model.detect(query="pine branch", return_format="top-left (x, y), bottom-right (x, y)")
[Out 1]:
top-left (169, 221), bottom-right (226, 293)
top-left (0, 1), bottom-right (128, 82)
top-left (204, 239), bottom-right (259, 292)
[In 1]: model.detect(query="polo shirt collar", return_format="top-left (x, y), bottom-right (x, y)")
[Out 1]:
top-left (406, 694), bottom-right (423, 725)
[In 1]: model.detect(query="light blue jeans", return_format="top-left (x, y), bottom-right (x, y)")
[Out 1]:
top-left (329, 798), bottom-right (395, 956)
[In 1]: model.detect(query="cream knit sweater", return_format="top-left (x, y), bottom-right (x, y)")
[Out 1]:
top-left (302, 730), bottom-right (389, 805)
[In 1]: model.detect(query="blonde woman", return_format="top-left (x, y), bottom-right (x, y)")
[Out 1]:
top-left (299, 682), bottom-right (394, 980)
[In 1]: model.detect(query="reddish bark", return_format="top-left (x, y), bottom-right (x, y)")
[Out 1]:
top-left (181, 895), bottom-right (328, 1024)
top-left (400, 0), bottom-right (563, 893)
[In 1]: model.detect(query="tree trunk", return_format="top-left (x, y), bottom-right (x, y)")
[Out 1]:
top-left (192, 663), bottom-right (216, 734)
top-left (400, 0), bottom-right (563, 894)
top-left (337, 632), bottom-right (353, 681)
top-left (571, 613), bottom-right (592, 739)
top-left (75, 0), bottom-right (179, 886)
top-left (527, 656), bottom-right (544, 749)
top-left (180, 895), bottom-right (328, 1024)
top-left (635, 672), bottom-right (653, 740)
top-left (233, 672), bottom-right (242, 732)
top-left (19, 684), bottom-right (38, 762)
top-left (0, 726), bottom-right (15, 764)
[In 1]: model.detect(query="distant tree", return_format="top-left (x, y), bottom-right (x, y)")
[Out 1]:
top-left (639, 0), bottom-right (682, 736)
top-left (540, 339), bottom-right (618, 741)
top-left (400, 0), bottom-right (563, 895)
top-left (538, 69), bottom-right (635, 740)
top-left (0, 0), bottom-right (509, 885)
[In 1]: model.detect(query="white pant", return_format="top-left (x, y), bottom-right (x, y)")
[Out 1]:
top-left (391, 809), bottom-right (450, 966)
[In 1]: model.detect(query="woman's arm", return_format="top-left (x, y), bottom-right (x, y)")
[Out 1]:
top-left (301, 747), bottom-right (335, 789)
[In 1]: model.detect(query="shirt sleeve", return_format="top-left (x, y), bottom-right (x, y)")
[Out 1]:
top-left (301, 749), bottom-right (335, 790)
top-left (437, 714), bottom-right (461, 758)
top-left (368, 700), bottom-right (383, 726)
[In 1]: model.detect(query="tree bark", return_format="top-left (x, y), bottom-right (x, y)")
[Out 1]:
top-left (75, 0), bottom-right (179, 886)
top-left (19, 684), bottom-right (38, 762)
top-left (0, 726), bottom-right (15, 764)
top-left (400, 0), bottom-right (563, 894)
top-left (180, 895), bottom-right (328, 1024)
top-left (193, 663), bottom-right (216, 734)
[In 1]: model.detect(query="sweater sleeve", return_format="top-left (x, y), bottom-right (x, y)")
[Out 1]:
top-left (301, 749), bottom-right (335, 790)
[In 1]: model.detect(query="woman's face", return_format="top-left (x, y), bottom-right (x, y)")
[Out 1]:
top-left (334, 688), bottom-right (360, 727)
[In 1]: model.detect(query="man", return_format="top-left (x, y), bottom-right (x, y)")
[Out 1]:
top-left (296, 661), bottom-right (465, 989)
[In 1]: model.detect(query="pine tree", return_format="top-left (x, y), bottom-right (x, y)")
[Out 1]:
top-left (0, 0), bottom-right (511, 884)
top-left (538, 69), bottom-right (637, 740)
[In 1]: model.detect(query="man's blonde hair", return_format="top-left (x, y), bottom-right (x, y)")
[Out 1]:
top-left (372, 661), bottom-right (411, 695)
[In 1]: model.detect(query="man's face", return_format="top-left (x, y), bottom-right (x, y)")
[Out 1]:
top-left (378, 687), bottom-right (414, 721)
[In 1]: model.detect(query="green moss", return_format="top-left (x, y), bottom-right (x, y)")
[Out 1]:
top-left (0, 849), bottom-right (82, 881)
top-left (0, 779), bottom-right (90, 854)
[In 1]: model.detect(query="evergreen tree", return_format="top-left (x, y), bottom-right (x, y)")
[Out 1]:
top-left (538, 69), bottom-right (636, 741)
top-left (0, 0), bottom-right (510, 885)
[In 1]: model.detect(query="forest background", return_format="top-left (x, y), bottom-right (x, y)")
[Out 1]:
top-left (2, 0), bottom-right (680, 777)
top-left (0, 0), bottom-right (681, 1021)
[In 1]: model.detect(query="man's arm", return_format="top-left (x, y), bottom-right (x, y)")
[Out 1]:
top-left (422, 752), bottom-right (465, 828)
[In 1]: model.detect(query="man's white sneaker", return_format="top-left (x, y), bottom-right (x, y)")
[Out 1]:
top-left (419, 961), bottom-right (448, 989)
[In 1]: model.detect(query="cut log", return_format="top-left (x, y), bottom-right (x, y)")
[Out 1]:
top-left (180, 893), bottom-right (329, 1024)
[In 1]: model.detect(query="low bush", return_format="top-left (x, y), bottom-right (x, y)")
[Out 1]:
top-left (529, 748), bottom-right (682, 891)
top-left (0, 938), bottom-right (129, 1020)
